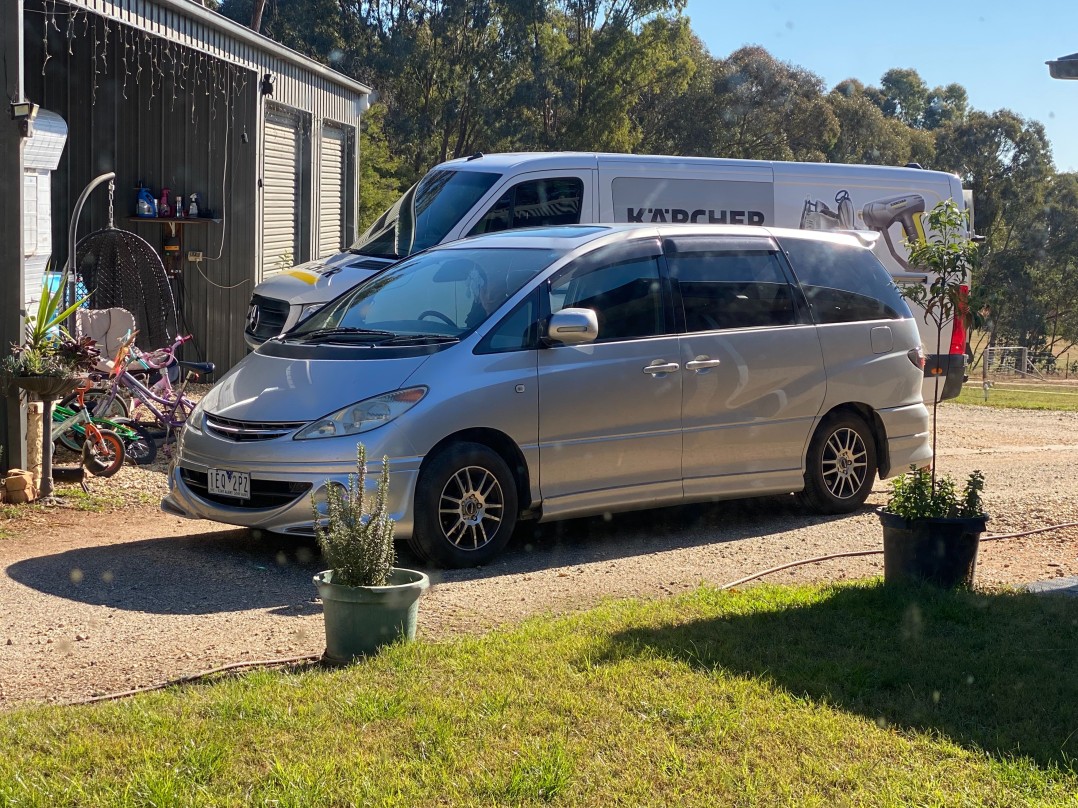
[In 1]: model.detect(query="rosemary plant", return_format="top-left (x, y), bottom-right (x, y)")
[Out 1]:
top-left (314, 444), bottom-right (395, 587)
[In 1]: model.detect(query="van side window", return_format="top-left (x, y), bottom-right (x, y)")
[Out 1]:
top-left (550, 256), bottom-right (665, 342)
top-left (667, 250), bottom-right (796, 331)
top-left (781, 238), bottom-right (909, 324)
top-left (475, 290), bottom-right (539, 354)
top-left (468, 178), bottom-right (584, 236)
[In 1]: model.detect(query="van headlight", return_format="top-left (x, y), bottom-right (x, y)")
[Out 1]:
top-left (294, 387), bottom-right (427, 440)
top-left (298, 302), bottom-right (324, 320)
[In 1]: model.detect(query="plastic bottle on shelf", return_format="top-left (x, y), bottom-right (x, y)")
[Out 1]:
top-left (175, 194), bottom-right (184, 218)
top-left (188, 193), bottom-right (200, 218)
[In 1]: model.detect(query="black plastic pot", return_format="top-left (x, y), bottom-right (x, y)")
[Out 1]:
top-left (878, 509), bottom-right (989, 589)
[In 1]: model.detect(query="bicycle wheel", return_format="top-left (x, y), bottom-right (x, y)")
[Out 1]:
top-left (113, 418), bottom-right (158, 466)
top-left (60, 389), bottom-right (129, 421)
top-left (82, 429), bottom-right (126, 477)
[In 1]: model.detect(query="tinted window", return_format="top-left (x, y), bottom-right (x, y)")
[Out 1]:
top-left (352, 170), bottom-right (501, 258)
top-left (550, 256), bottom-right (664, 342)
top-left (667, 249), bottom-right (796, 331)
top-left (469, 178), bottom-right (584, 236)
top-left (781, 237), bottom-right (909, 324)
top-left (476, 291), bottom-right (539, 354)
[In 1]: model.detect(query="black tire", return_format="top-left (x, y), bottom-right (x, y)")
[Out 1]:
top-left (114, 418), bottom-right (158, 465)
top-left (799, 412), bottom-right (877, 514)
top-left (411, 443), bottom-right (518, 568)
top-left (60, 389), bottom-right (130, 421)
top-left (82, 429), bottom-right (126, 478)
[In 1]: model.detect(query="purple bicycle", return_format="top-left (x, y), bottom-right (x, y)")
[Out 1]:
top-left (62, 332), bottom-right (215, 447)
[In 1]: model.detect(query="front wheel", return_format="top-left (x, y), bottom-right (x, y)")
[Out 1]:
top-left (82, 429), bottom-right (126, 477)
top-left (410, 443), bottom-right (518, 568)
top-left (799, 412), bottom-right (877, 514)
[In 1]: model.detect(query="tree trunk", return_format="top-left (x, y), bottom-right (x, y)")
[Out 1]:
top-left (250, 0), bottom-right (266, 32)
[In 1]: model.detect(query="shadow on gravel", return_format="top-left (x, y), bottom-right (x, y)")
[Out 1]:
top-left (6, 494), bottom-right (864, 612)
top-left (435, 493), bottom-right (865, 584)
top-left (5, 529), bottom-right (326, 615)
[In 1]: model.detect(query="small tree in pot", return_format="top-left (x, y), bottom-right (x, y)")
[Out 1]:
top-left (313, 444), bottom-right (429, 662)
top-left (880, 199), bottom-right (988, 588)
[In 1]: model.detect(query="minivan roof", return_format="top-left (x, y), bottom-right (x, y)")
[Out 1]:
top-left (441, 223), bottom-right (879, 253)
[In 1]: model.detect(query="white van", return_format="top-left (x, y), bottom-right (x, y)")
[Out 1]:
top-left (245, 152), bottom-right (972, 399)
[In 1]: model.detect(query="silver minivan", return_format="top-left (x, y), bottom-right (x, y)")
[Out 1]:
top-left (163, 224), bottom-right (931, 567)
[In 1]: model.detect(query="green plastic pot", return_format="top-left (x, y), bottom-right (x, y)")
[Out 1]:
top-left (879, 509), bottom-right (989, 589)
top-left (313, 567), bottom-right (430, 663)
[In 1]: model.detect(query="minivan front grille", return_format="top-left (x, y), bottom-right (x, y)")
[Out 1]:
top-left (246, 295), bottom-right (291, 341)
top-left (205, 414), bottom-right (307, 442)
top-left (180, 468), bottom-right (312, 510)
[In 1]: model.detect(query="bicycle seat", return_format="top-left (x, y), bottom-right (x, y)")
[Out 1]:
top-left (178, 360), bottom-right (215, 375)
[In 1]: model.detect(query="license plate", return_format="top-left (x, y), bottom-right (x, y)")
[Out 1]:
top-left (208, 468), bottom-right (251, 500)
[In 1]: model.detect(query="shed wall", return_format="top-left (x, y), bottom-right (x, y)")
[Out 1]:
top-left (21, 0), bottom-right (366, 372)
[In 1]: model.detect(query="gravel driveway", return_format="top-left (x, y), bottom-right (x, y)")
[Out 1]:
top-left (2, 404), bottom-right (1077, 708)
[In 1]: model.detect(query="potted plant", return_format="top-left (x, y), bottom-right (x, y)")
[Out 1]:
top-left (879, 199), bottom-right (989, 588)
top-left (2, 263), bottom-right (97, 399)
top-left (313, 444), bottom-right (429, 663)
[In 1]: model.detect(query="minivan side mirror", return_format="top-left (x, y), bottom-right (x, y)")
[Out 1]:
top-left (546, 307), bottom-right (598, 345)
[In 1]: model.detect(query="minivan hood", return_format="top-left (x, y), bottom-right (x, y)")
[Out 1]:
top-left (202, 350), bottom-right (430, 422)
top-left (254, 253), bottom-right (393, 305)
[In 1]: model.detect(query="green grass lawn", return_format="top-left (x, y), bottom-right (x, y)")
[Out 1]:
top-left (1, 581), bottom-right (1076, 806)
top-left (953, 382), bottom-right (1078, 411)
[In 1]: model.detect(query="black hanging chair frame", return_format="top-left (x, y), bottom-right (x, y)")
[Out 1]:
top-left (65, 172), bottom-right (179, 351)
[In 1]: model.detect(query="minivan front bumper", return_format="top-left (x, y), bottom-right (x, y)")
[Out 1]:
top-left (161, 427), bottom-right (422, 538)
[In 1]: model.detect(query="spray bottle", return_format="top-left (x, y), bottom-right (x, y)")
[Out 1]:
top-left (158, 187), bottom-right (172, 218)
top-left (188, 193), bottom-right (200, 219)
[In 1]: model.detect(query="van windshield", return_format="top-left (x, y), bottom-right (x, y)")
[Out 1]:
top-left (351, 170), bottom-right (501, 259)
top-left (289, 247), bottom-right (561, 341)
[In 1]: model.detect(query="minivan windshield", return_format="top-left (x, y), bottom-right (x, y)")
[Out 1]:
top-left (351, 170), bottom-right (502, 259)
top-left (288, 247), bottom-right (561, 343)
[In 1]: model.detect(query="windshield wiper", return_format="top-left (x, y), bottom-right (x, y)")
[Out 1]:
top-left (291, 327), bottom-right (396, 344)
top-left (380, 334), bottom-right (460, 346)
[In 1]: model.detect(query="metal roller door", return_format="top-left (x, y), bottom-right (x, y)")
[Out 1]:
top-left (318, 125), bottom-right (347, 258)
top-left (262, 109), bottom-right (301, 278)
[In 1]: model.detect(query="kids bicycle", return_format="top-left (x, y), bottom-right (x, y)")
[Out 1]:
top-left (62, 332), bottom-right (214, 448)
top-left (51, 378), bottom-right (126, 477)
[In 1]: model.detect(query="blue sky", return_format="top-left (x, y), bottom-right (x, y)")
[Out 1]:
top-left (683, 0), bottom-right (1078, 172)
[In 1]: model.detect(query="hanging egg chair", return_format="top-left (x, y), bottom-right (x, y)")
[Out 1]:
top-left (73, 185), bottom-right (178, 351)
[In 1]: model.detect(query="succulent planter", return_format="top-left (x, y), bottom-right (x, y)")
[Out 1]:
top-left (879, 509), bottom-right (989, 589)
top-left (13, 375), bottom-right (80, 400)
top-left (313, 567), bottom-right (430, 663)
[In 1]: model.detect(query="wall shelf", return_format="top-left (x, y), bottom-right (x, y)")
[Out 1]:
top-left (126, 217), bottom-right (223, 225)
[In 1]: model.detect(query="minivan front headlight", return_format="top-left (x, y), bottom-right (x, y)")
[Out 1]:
top-left (294, 387), bottom-right (427, 440)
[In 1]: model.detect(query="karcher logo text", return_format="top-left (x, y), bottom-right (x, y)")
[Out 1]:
top-left (626, 208), bottom-right (766, 225)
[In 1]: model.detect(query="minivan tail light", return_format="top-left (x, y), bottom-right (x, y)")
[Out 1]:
top-left (907, 346), bottom-right (926, 370)
top-left (949, 284), bottom-right (969, 355)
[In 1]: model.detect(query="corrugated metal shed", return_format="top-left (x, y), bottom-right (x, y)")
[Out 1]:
top-left (22, 0), bottom-right (370, 372)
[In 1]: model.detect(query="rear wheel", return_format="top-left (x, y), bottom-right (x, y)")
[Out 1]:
top-left (60, 389), bottom-right (129, 421)
top-left (410, 443), bottom-right (518, 568)
top-left (114, 418), bottom-right (158, 465)
top-left (799, 412), bottom-right (877, 514)
top-left (82, 429), bottom-right (126, 477)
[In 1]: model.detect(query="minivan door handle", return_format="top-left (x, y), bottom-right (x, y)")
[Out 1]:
top-left (685, 356), bottom-right (722, 372)
top-left (643, 360), bottom-right (680, 375)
